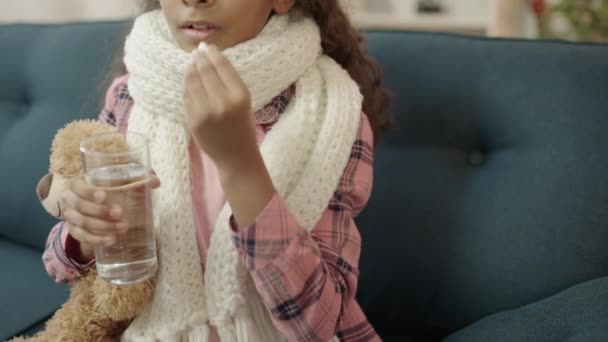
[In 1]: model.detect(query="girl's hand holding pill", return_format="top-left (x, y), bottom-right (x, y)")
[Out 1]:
top-left (183, 42), bottom-right (258, 173)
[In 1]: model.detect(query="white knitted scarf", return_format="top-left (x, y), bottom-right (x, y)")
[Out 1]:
top-left (122, 10), bottom-right (361, 342)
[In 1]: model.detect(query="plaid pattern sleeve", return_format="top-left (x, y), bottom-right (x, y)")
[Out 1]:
top-left (231, 115), bottom-right (381, 342)
top-left (42, 75), bottom-right (134, 283)
top-left (98, 75), bottom-right (133, 131)
top-left (42, 223), bottom-right (95, 284)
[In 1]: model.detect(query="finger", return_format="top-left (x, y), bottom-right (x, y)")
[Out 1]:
top-left (63, 190), bottom-right (122, 221)
top-left (149, 175), bottom-right (161, 189)
top-left (205, 45), bottom-right (246, 90)
top-left (146, 170), bottom-right (161, 189)
top-left (194, 47), bottom-right (227, 99)
top-left (68, 224), bottom-right (116, 247)
top-left (184, 58), bottom-right (208, 113)
top-left (64, 208), bottom-right (128, 235)
top-left (70, 176), bottom-right (106, 204)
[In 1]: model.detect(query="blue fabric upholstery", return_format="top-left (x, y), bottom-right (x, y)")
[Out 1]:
top-left (0, 22), bottom-right (128, 250)
top-left (357, 33), bottom-right (608, 339)
top-left (0, 22), bottom-right (128, 339)
top-left (359, 32), bottom-right (608, 339)
top-left (0, 240), bottom-right (68, 339)
top-left (1, 22), bottom-right (607, 341)
top-left (444, 276), bottom-right (608, 342)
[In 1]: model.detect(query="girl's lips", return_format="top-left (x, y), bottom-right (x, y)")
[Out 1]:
top-left (182, 27), bottom-right (218, 42)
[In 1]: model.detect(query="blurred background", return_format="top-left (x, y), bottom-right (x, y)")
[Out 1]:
top-left (349, 0), bottom-right (608, 42)
top-left (0, 0), bottom-right (606, 43)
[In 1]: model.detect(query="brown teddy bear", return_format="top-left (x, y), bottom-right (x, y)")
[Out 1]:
top-left (10, 120), bottom-right (156, 342)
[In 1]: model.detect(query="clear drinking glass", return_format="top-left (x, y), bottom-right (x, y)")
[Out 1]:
top-left (80, 132), bottom-right (157, 285)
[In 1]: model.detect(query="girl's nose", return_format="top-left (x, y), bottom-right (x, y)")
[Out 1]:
top-left (182, 0), bottom-right (213, 6)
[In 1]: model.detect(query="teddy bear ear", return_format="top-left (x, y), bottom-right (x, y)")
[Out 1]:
top-left (36, 173), bottom-right (53, 202)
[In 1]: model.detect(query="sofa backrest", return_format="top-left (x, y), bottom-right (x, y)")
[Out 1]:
top-left (0, 22), bottom-right (129, 250)
top-left (356, 32), bottom-right (608, 338)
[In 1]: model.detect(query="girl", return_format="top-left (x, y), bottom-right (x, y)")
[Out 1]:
top-left (42, 0), bottom-right (390, 340)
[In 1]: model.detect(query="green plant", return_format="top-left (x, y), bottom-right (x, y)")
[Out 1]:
top-left (539, 0), bottom-right (608, 42)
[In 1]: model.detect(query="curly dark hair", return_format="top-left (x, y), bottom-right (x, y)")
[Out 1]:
top-left (111, 0), bottom-right (392, 141)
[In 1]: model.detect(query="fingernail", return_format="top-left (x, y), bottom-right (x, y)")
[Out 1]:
top-left (198, 42), bottom-right (209, 52)
top-left (105, 237), bottom-right (115, 246)
top-left (110, 207), bottom-right (123, 219)
top-left (94, 191), bottom-right (106, 203)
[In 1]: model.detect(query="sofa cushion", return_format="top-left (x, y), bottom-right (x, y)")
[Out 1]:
top-left (444, 276), bottom-right (608, 342)
top-left (357, 32), bottom-right (608, 338)
top-left (0, 22), bottom-right (129, 250)
top-left (0, 239), bottom-right (69, 340)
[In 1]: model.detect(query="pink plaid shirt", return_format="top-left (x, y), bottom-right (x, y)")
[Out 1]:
top-left (43, 76), bottom-right (380, 342)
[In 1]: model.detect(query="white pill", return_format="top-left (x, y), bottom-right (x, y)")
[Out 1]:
top-left (198, 42), bottom-right (209, 52)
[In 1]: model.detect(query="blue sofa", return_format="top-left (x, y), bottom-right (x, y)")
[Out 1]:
top-left (1, 21), bottom-right (607, 342)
